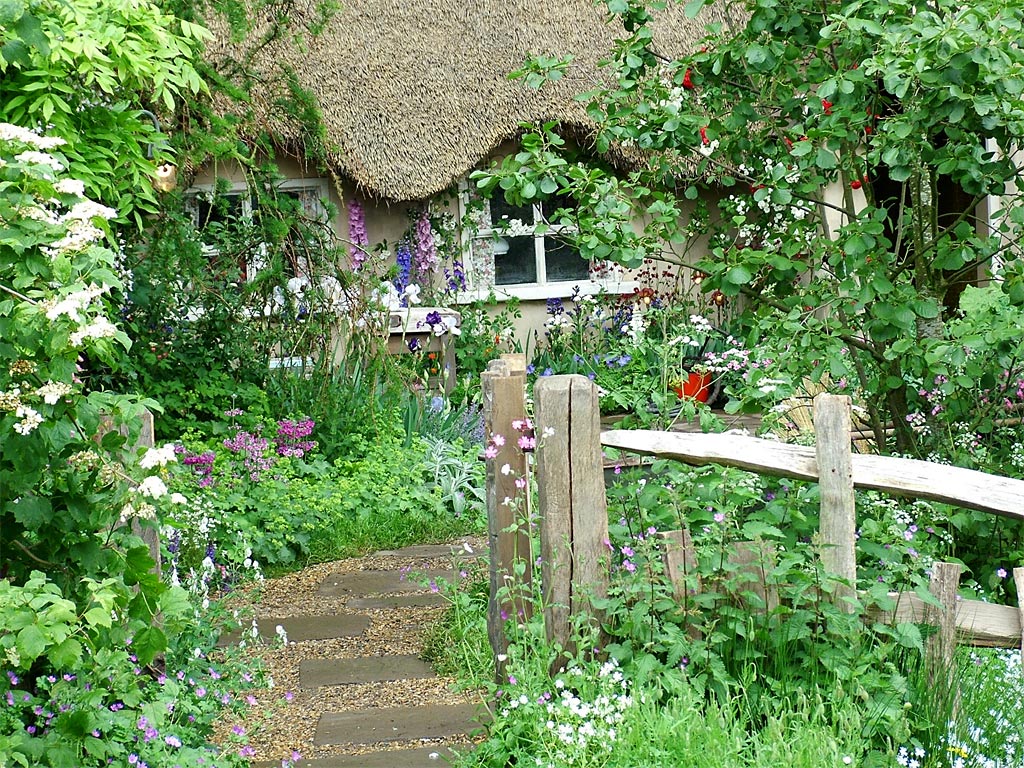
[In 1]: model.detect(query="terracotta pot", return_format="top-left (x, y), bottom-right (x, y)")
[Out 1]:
top-left (671, 371), bottom-right (712, 403)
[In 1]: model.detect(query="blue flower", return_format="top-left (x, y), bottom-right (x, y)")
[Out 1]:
top-left (526, 364), bottom-right (536, 374)
top-left (542, 367), bottom-right (554, 376)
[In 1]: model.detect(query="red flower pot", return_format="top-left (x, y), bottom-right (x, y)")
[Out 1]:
top-left (672, 372), bottom-right (712, 403)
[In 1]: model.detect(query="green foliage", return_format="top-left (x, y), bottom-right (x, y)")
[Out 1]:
top-left (0, 0), bottom-right (208, 226)
top-left (477, 0), bottom-right (1024, 456)
top-left (0, 572), bottom-right (269, 768)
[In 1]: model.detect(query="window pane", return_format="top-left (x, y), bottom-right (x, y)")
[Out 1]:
top-left (540, 194), bottom-right (576, 226)
top-left (195, 192), bottom-right (245, 231)
top-left (489, 195), bottom-right (533, 229)
top-left (494, 236), bottom-right (537, 285)
top-left (544, 237), bottom-right (589, 282)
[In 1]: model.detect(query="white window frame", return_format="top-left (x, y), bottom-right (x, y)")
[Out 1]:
top-left (456, 179), bottom-right (637, 303)
top-left (186, 178), bottom-right (331, 282)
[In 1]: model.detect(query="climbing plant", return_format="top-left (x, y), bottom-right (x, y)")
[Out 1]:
top-left (477, 0), bottom-right (1024, 455)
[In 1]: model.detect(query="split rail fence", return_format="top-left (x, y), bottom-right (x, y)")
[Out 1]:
top-left (480, 357), bottom-right (1024, 678)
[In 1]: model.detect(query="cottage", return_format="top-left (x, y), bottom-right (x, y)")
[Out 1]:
top-left (192, 0), bottom-right (742, 340)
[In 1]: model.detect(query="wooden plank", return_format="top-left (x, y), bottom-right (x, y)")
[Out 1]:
top-left (481, 359), bottom-right (530, 679)
top-left (813, 394), bottom-right (856, 610)
top-left (872, 589), bottom-right (1022, 648)
top-left (600, 429), bottom-right (1024, 521)
top-left (1015, 567), bottom-right (1024, 664)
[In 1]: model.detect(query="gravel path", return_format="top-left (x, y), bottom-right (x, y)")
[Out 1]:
top-left (213, 540), bottom-right (487, 764)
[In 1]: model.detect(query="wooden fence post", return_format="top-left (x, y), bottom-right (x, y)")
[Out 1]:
top-left (813, 393), bottom-right (857, 610)
top-left (534, 375), bottom-right (609, 656)
top-left (1015, 567), bottom-right (1024, 665)
top-left (658, 528), bottom-right (701, 638)
top-left (926, 561), bottom-right (962, 704)
top-left (481, 357), bottom-right (530, 679)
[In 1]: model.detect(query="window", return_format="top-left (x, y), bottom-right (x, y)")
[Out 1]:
top-left (459, 181), bottom-right (635, 301)
top-left (187, 179), bottom-right (330, 282)
top-left (487, 194), bottom-right (590, 286)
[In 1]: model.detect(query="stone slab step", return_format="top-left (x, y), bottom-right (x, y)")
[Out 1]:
top-left (220, 614), bottom-right (370, 646)
top-left (318, 570), bottom-right (452, 598)
top-left (251, 745), bottom-right (468, 768)
top-left (371, 542), bottom-right (482, 559)
top-left (315, 703), bottom-right (482, 746)
top-left (348, 593), bottom-right (446, 610)
top-left (301, 655), bottom-right (436, 688)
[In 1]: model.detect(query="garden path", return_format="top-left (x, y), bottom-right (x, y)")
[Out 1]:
top-left (234, 540), bottom-right (487, 768)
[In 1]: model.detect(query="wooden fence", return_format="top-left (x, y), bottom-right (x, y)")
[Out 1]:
top-left (481, 364), bottom-right (1024, 678)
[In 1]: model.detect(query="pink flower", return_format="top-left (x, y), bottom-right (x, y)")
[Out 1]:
top-left (517, 436), bottom-right (536, 451)
top-left (484, 445), bottom-right (499, 459)
top-left (491, 433), bottom-right (505, 447)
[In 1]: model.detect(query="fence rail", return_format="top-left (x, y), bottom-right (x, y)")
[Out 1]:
top-left (480, 366), bottom-right (1024, 680)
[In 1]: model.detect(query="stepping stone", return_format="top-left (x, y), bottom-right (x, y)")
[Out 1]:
top-left (300, 655), bottom-right (436, 688)
top-left (371, 543), bottom-right (482, 559)
top-left (315, 703), bottom-right (482, 747)
top-left (251, 745), bottom-right (468, 768)
top-left (318, 570), bottom-right (452, 598)
top-left (348, 593), bottom-right (446, 610)
top-left (219, 614), bottom-right (370, 646)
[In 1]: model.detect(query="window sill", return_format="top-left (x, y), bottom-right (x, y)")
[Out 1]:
top-left (454, 279), bottom-right (639, 304)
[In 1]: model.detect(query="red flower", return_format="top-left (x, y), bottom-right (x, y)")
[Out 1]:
top-left (821, 98), bottom-right (833, 115)
top-left (850, 179), bottom-right (862, 190)
top-left (699, 126), bottom-right (710, 146)
top-left (682, 68), bottom-right (695, 89)
top-left (711, 290), bottom-right (726, 307)
top-left (783, 136), bottom-right (794, 149)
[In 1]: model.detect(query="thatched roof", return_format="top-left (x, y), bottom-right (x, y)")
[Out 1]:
top-left (207, 0), bottom-right (740, 201)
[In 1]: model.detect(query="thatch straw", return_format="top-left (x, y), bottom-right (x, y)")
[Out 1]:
top-left (204, 0), bottom-right (742, 201)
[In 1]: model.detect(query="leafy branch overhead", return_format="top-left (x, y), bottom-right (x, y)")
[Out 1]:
top-left (477, 0), bottom-right (1024, 453)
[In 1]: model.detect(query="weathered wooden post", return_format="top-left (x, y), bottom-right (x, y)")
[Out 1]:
top-left (481, 356), bottom-right (530, 678)
top-left (1015, 567), bottom-right (1024, 664)
top-left (658, 528), bottom-right (701, 638)
top-left (100, 408), bottom-right (161, 576)
top-left (534, 375), bottom-right (609, 655)
top-left (813, 393), bottom-right (857, 610)
top-left (926, 561), bottom-right (962, 710)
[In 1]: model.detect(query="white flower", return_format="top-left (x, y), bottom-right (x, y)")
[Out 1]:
top-left (70, 316), bottom-right (118, 347)
top-left (137, 475), bottom-right (168, 499)
top-left (34, 381), bottom-right (72, 405)
top-left (65, 200), bottom-right (117, 222)
top-left (0, 123), bottom-right (65, 148)
top-left (170, 492), bottom-right (187, 505)
top-left (403, 284), bottom-right (421, 305)
top-left (45, 285), bottom-right (109, 322)
top-left (14, 150), bottom-right (63, 171)
top-left (12, 405), bottom-right (42, 435)
top-left (54, 178), bottom-right (86, 196)
top-left (139, 444), bottom-right (177, 469)
top-left (500, 463), bottom-right (512, 476)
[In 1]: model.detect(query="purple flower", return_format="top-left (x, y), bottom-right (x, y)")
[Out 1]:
top-left (997, 568), bottom-right (1008, 579)
top-left (348, 198), bottom-right (369, 269)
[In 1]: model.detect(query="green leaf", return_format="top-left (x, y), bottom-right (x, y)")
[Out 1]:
top-left (0, 38), bottom-right (29, 66)
top-left (725, 265), bottom-right (752, 285)
top-left (16, 624), bottom-right (46, 661)
top-left (132, 626), bottom-right (166, 665)
top-left (815, 147), bottom-right (837, 169)
top-left (14, 12), bottom-right (48, 56)
top-left (49, 637), bottom-right (82, 668)
top-left (10, 495), bottom-right (50, 529)
top-left (684, 0), bottom-right (709, 17)
top-left (0, 0), bottom-right (25, 26)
